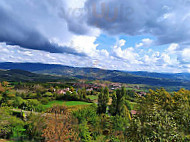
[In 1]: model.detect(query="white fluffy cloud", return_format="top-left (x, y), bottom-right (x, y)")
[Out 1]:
top-left (135, 38), bottom-right (153, 48)
top-left (166, 43), bottom-right (179, 53)
top-left (112, 39), bottom-right (140, 64)
top-left (180, 48), bottom-right (190, 63)
top-left (0, 39), bottom-right (189, 73)
top-left (1, 0), bottom-right (190, 73)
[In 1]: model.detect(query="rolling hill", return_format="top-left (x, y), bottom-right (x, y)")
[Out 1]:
top-left (128, 71), bottom-right (190, 82)
top-left (0, 62), bottom-right (190, 89)
top-left (0, 69), bottom-right (76, 82)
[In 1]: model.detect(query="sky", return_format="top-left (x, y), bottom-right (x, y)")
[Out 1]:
top-left (0, 0), bottom-right (190, 73)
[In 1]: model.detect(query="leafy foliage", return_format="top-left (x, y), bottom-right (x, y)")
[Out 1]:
top-left (127, 88), bottom-right (190, 141)
top-left (110, 87), bottom-right (131, 119)
top-left (42, 105), bottom-right (80, 142)
top-left (98, 87), bottom-right (109, 114)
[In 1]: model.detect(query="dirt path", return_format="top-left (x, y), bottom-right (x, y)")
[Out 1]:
top-left (0, 139), bottom-right (11, 142)
top-left (12, 108), bottom-right (48, 117)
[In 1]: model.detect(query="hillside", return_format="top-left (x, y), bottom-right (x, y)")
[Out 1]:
top-left (128, 71), bottom-right (190, 82)
top-left (0, 62), bottom-right (190, 88)
top-left (0, 69), bottom-right (76, 82)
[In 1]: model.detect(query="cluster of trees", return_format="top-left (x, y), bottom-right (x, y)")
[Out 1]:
top-left (56, 88), bottom-right (92, 103)
top-left (0, 82), bottom-right (95, 112)
top-left (0, 85), bottom-right (52, 112)
top-left (0, 106), bottom-right (46, 141)
top-left (2, 80), bottom-right (190, 141)
top-left (98, 87), bottom-right (132, 118)
top-left (73, 87), bottom-right (190, 141)
top-left (73, 103), bottom-right (130, 141)
top-left (0, 107), bottom-right (25, 139)
top-left (127, 88), bottom-right (190, 141)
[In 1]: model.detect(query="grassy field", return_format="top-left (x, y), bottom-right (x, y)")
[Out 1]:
top-left (88, 95), bottom-right (98, 100)
top-left (44, 100), bottom-right (91, 108)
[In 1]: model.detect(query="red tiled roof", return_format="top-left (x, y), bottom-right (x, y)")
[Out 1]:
top-left (131, 110), bottom-right (137, 115)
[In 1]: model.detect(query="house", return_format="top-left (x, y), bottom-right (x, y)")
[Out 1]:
top-left (65, 88), bottom-right (70, 92)
top-left (131, 110), bottom-right (137, 116)
top-left (57, 88), bottom-right (70, 95)
top-left (137, 92), bottom-right (147, 97)
top-left (86, 88), bottom-right (93, 92)
top-left (57, 90), bottom-right (66, 95)
top-left (110, 83), bottom-right (122, 90)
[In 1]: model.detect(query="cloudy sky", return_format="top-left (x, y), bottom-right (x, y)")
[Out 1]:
top-left (1, 0), bottom-right (190, 73)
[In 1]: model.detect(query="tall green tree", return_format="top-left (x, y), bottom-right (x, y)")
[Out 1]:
top-left (109, 91), bottom-right (117, 116)
top-left (98, 87), bottom-right (109, 114)
top-left (110, 87), bottom-right (130, 118)
top-left (126, 88), bottom-right (186, 141)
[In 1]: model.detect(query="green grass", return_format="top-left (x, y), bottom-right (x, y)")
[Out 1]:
top-left (126, 87), bottom-right (146, 92)
top-left (65, 101), bottom-right (91, 106)
top-left (44, 100), bottom-right (91, 108)
top-left (88, 95), bottom-right (98, 100)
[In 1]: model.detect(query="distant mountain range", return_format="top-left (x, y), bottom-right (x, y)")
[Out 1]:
top-left (128, 71), bottom-right (190, 82)
top-left (0, 69), bottom-right (76, 82)
top-left (0, 62), bottom-right (190, 89)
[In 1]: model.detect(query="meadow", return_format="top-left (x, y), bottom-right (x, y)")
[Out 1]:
top-left (43, 100), bottom-right (92, 108)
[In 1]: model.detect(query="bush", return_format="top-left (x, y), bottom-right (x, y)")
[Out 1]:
top-left (73, 103), bottom-right (98, 124)
top-left (24, 99), bottom-right (45, 112)
top-left (25, 114), bottom-right (46, 141)
top-left (78, 121), bottom-right (92, 142)
top-left (40, 98), bottom-right (49, 105)
top-left (13, 97), bottom-right (25, 108)
top-left (0, 107), bottom-right (25, 139)
top-left (43, 92), bottom-right (53, 97)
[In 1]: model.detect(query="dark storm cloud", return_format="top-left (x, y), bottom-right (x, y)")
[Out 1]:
top-left (0, 1), bottom-right (86, 56)
top-left (57, 2), bottom-right (94, 35)
top-left (84, 0), bottom-right (190, 45)
top-left (2, 0), bottom-right (190, 57)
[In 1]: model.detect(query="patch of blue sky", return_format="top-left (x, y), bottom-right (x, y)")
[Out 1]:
top-left (151, 44), bottom-right (170, 52)
top-left (95, 34), bottom-right (172, 58)
top-left (95, 34), bottom-right (116, 52)
top-left (119, 34), bottom-right (156, 48)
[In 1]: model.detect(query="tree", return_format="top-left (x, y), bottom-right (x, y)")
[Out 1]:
top-left (13, 97), bottom-right (25, 108)
top-left (78, 89), bottom-right (87, 100)
top-left (0, 83), bottom-right (5, 93)
top-left (43, 92), bottom-right (53, 97)
top-left (82, 88), bottom-right (87, 99)
top-left (109, 91), bottom-right (117, 116)
top-left (98, 89), bottom-right (104, 114)
top-left (78, 121), bottom-right (92, 142)
top-left (26, 113), bottom-right (46, 141)
top-left (0, 107), bottom-right (25, 139)
top-left (110, 87), bottom-right (131, 119)
top-left (70, 86), bottom-right (74, 92)
top-left (126, 89), bottom-right (184, 141)
top-left (26, 99), bottom-right (44, 112)
top-left (127, 108), bottom-right (182, 141)
top-left (2, 81), bottom-right (9, 87)
top-left (98, 87), bottom-right (109, 114)
top-left (111, 115), bottom-right (129, 141)
top-left (49, 86), bottom-right (54, 93)
top-left (73, 104), bottom-right (100, 140)
top-left (172, 89), bottom-right (190, 135)
top-left (42, 105), bottom-right (80, 142)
